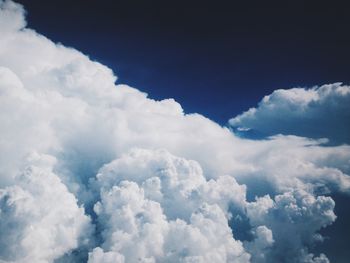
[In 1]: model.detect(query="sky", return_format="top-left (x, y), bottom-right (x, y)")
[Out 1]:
top-left (16, 0), bottom-right (350, 124)
top-left (1, 1), bottom-right (350, 263)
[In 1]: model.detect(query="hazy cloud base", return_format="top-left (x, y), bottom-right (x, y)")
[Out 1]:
top-left (0, 1), bottom-right (350, 263)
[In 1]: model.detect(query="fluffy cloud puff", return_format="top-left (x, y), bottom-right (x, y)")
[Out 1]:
top-left (0, 152), bottom-right (91, 263)
top-left (1, 1), bottom-right (350, 262)
top-left (246, 190), bottom-right (335, 263)
top-left (229, 83), bottom-right (350, 144)
top-left (89, 149), bottom-right (249, 263)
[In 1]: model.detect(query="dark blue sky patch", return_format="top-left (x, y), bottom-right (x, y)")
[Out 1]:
top-left (16, 0), bottom-right (350, 124)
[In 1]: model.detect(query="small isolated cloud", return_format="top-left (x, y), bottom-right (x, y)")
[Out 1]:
top-left (229, 83), bottom-right (350, 144)
top-left (1, 1), bottom-right (350, 262)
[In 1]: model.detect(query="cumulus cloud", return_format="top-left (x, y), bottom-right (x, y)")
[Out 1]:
top-left (246, 190), bottom-right (335, 263)
top-left (89, 149), bottom-right (249, 263)
top-left (229, 83), bottom-right (350, 144)
top-left (0, 153), bottom-right (91, 263)
top-left (1, 0), bottom-right (350, 262)
top-left (231, 135), bottom-right (350, 197)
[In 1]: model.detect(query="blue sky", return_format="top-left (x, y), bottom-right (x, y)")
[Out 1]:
top-left (17, 0), bottom-right (350, 124)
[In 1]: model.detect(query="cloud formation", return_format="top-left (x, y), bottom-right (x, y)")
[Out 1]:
top-left (89, 149), bottom-right (249, 263)
top-left (0, 1), bottom-right (350, 262)
top-left (0, 153), bottom-right (91, 262)
top-left (229, 83), bottom-right (350, 144)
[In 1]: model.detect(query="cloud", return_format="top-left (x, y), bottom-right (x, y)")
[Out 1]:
top-left (89, 149), bottom-right (249, 263)
top-left (229, 83), bottom-right (350, 144)
top-left (0, 152), bottom-right (91, 263)
top-left (0, 0), bottom-right (350, 262)
top-left (243, 226), bottom-right (274, 263)
top-left (246, 190), bottom-right (335, 263)
top-left (231, 135), bottom-right (350, 197)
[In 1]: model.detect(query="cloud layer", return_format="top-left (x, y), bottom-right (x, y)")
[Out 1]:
top-left (0, 1), bottom-right (350, 262)
top-left (229, 83), bottom-right (350, 144)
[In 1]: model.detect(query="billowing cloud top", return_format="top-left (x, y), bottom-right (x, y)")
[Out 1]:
top-left (229, 83), bottom-right (350, 144)
top-left (0, 1), bottom-right (350, 262)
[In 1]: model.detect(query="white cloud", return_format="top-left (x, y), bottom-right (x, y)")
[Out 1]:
top-left (229, 83), bottom-right (350, 144)
top-left (0, 152), bottom-right (91, 263)
top-left (0, 0), bottom-right (25, 33)
top-left (0, 1), bottom-right (350, 262)
top-left (244, 226), bottom-right (274, 263)
top-left (246, 190), bottom-right (335, 263)
top-left (88, 248), bottom-right (125, 263)
top-left (90, 149), bottom-right (249, 263)
top-left (231, 135), bottom-right (350, 196)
